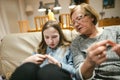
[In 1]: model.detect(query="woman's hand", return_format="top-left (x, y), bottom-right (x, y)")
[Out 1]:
top-left (112, 45), bottom-right (120, 56)
top-left (81, 40), bottom-right (110, 79)
top-left (108, 41), bottom-right (120, 56)
top-left (46, 55), bottom-right (61, 67)
top-left (86, 40), bottom-right (120, 66)
top-left (22, 54), bottom-right (46, 65)
top-left (86, 40), bottom-right (110, 66)
top-left (103, 40), bottom-right (120, 56)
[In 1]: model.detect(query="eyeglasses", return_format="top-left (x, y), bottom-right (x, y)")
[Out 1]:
top-left (71, 14), bottom-right (87, 26)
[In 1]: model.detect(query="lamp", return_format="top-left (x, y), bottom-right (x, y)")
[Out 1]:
top-left (74, 0), bottom-right (85, 5)
top-left (69, 0), bottom-right (76, 9)
top-left (53, 0), bottom-right (61, 10)
top-left (99, 11), bottom-right (105, 19)
top-left (26, 5), bottom-right (33, 12)
top-left (38, 1), bottom-right (46, 12)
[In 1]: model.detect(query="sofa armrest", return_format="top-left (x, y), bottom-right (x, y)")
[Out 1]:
top-left (0, 32), bottom-right (41, 79)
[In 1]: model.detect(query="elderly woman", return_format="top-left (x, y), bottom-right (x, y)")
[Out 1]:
top-left (70, 3), bottom-right (120, 80)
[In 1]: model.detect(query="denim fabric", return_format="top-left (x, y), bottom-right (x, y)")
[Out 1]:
top-left (34, 46), bottom-right (76, 80)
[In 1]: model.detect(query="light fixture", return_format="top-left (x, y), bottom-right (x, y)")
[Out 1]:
top-left (99, 11), bottom-right (105, 19)
top-left (38, 1), bottom-right (46, 12)
top-left (69, 0), bottom-right (76, 9)
top-left (53, 0), bottom-right (61, 10)
top-left (26, 5), bottom-right (33, 12)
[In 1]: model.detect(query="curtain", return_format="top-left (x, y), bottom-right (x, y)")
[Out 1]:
top-left (0, 0), bottom-right (10, 42)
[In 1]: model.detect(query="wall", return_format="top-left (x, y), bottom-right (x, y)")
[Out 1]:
top-left (26, 0), bottom-right (120, 28)
top-left (0, 0), bottom-right (20, 40)
top-left (1, 0), bottom-right (20, 33)
top-left (25, 0), bottom-right (71, 29)
top-left (0, 0), bottom-right (26, 33)
top-left (90, 0), bottom-right (120, 19)
top-left (0, 0), bottom-right (120, 36)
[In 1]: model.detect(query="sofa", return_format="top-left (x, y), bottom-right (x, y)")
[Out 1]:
top-left (0, 29), bottom-right (79, 79)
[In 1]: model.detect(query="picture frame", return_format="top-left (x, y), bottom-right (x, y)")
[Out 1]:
top-left (103, 0), bottom-right (115, 9)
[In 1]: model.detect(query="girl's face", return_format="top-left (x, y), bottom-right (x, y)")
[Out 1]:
top-left (43, 27), bottom-right (60, 49)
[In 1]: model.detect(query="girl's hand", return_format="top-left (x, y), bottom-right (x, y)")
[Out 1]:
top-left (22, 54), bottom-right (46, 65)
top-left (46, 55), bottom-right (61, 67)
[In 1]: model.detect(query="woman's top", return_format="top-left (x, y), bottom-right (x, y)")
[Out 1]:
top-left (35, 45), bottom-right (76, 79)
top-left (70, 26), bottom-right (120, 80)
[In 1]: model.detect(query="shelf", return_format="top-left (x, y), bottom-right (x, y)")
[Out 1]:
top-left (99, 18), bottom-right (120, 27)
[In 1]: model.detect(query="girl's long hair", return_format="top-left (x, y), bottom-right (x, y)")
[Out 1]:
top-left (37, 20), bottom-right (71, 54)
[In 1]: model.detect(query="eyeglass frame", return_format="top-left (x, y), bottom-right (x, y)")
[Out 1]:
top-left (71, 14), bottom-right (87, 26)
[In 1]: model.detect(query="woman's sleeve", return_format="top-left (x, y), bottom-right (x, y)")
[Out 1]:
top-left (70, 38), bottom-right (85, 70)
top-left (70, 38), bottom-right (87, 80)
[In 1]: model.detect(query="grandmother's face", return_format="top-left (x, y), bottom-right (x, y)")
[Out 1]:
top-left (71, 8), bottom-right (94, 35)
